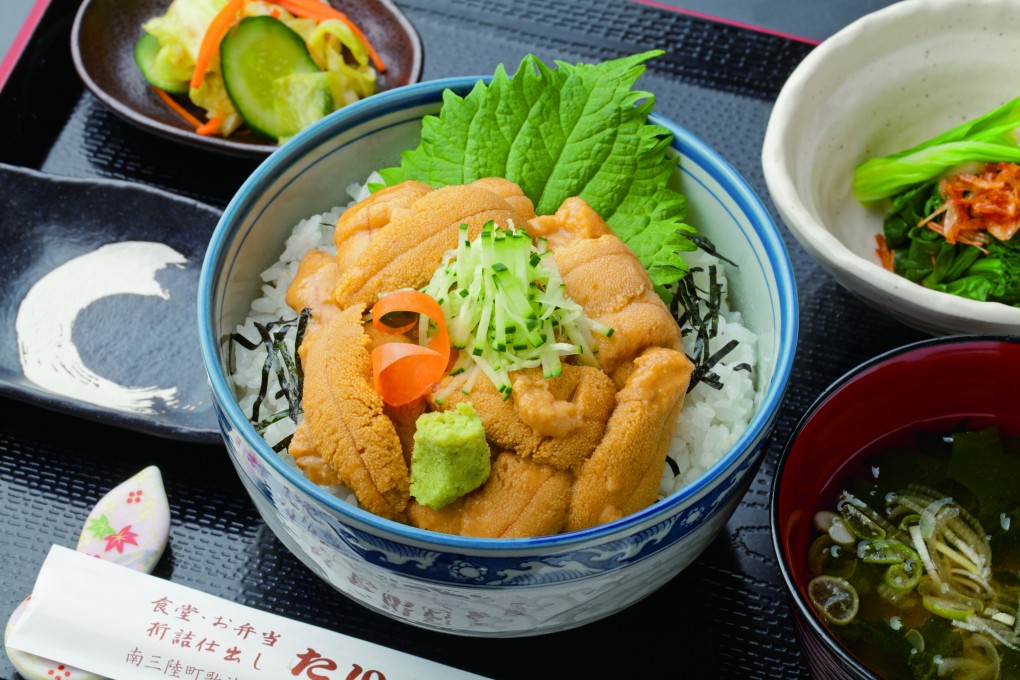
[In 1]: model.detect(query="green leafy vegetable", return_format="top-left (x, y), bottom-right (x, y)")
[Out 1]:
top-left (379, 50), bottom-right (696, 291)
top-left (853, 95), bottom-right (1020, 204)
top-left (881, 180), bottom-right (1020, 305)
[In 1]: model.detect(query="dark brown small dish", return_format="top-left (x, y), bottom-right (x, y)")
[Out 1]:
top-left (70, 0), bottom-right (423, 157)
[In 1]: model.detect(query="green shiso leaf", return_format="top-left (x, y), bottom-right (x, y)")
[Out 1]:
top-left (853, 95), bottom-right (1020, 204)
top-left (378, 50), bottom-right (696, 291)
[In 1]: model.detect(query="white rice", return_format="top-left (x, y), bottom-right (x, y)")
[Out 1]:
top-left (228, 174), bottom-right (759, 508)
top-left (664, 247), bottom-right (759, 495)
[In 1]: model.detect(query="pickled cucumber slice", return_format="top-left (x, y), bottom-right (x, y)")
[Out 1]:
top-left (220, 16), bottom-right (331, 141)
top-left (134, 32), bottom-right (189, 94)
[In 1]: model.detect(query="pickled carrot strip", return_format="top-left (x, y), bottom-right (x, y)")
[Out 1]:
top-left (370, 291), bottom-right (450, 406)
top-left (191, 0), bottom-right (245, 89)
top-left (273, 0), bottom-right (386, 72)
top-left (195, 113), bottom-right (226, 136)
top-left (151, 86), bottom-right (204, 128)
top-left (875, 234), bottom-right (894, 272)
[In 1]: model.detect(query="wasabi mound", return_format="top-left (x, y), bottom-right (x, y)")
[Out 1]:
top-left (410, 403), bottom-right (491, 509)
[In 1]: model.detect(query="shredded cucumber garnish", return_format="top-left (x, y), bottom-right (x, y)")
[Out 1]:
top-left (422, 220), bottom-right (611, 402)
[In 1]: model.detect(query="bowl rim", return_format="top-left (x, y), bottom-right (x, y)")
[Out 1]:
top-left (769, 332), bottom-right (1020, 676)
top-left (760, 0), bottom-right (1020, 331)
top-left (199, 74), bottom-right (799, 551)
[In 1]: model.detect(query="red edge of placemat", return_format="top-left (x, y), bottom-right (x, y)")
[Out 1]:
top-left (0, 0), bottom-right (53, 93)
top-left (631, 0), bottom-right (821, 46)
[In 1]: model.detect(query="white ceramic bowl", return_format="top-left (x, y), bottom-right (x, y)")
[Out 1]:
top-left (198, 76), bottom-right (798, 636)
top-left (762, 0), bottom-right (1020, 335)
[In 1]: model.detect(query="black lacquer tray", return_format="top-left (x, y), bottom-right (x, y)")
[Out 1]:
top-left (0, 1), bottom-right (926, 678)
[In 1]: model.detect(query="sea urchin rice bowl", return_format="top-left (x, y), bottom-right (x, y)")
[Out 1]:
top-left (228, 172), bottom-right (761, 518)
top-left (198, 73), bottom-right (796, 633)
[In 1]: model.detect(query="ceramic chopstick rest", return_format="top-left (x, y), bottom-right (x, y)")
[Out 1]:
top-left (75, 465), bottom-right (170, 571)
top-left (3, 465), bottom-right (171, 680)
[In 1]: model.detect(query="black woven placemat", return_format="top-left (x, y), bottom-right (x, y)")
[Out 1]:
top-left (0, 1), bottom-right (928, 678)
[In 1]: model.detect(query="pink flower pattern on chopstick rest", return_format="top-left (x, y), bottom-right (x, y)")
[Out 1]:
top-left (3, 466), bottom-right (171, 680)
top-left (77, 466), bottom-right (168, 570)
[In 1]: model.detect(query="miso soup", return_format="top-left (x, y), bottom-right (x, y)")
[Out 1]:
top-left (807, 420), bottom-right (1020, 680)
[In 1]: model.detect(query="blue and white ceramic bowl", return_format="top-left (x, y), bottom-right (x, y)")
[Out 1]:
top-left (198, 76), bottom-right (798, 636)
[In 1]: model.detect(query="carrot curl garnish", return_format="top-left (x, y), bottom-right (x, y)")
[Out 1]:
top-left (370, 291), bottom-right (450, 406)
top-left (191, 0), bottom-right (245, 89)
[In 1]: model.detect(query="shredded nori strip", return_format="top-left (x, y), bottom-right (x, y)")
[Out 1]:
top-left (294, 308), bottom-right (309, 387)
top-left (688, 338), bottom-right (739, 391)
top-left (708, 265), bottom-right (722, 337)
top-left (252, 409), bottom-right (292, 432)
top-left (687, 234), bottom-right (738, 267)
top-left (229, 308), bottom-right (311, 430)
top-left (669, 262), bottom-right (741, 393)
top-left (665, 455), bottom-right (680, 477)
top-left (230, 333), bottom-right (260, 351)
top-left (272, 435), bottom-right (294, 453)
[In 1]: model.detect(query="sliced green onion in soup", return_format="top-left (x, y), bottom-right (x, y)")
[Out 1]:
top-left (884, 559), bottom-right (922, 592)
top-left (808, 575), bottom-right (859, 626)
top-left (840, 502), bottom-right (886, 540)
top-left (898, 513), bottom-right (921, 532)
top-left (904, 629), bottom-right (925, 653)
top-left (922, 595), bottom-right (977, 622)
top-left (918, 577), bottom-right (983, 621)
top-left (858, 539), bottom-right (919, 564)
top-left (828, 516), bottom-right (857, 546)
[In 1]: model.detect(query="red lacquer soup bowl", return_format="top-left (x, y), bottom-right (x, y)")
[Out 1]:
top-left (770, 335), bottom-right (1020, 679)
